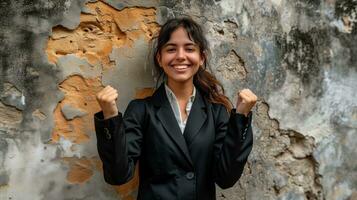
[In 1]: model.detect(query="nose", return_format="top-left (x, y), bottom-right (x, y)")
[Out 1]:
top-left (176, 48), bottom-right (185, 61)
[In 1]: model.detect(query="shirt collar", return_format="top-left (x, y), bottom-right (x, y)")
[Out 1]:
top-left (164, 83), bottom-right (196, 103)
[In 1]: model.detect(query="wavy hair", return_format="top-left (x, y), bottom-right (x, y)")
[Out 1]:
top-left (153, 17), bottom-right (233, 111)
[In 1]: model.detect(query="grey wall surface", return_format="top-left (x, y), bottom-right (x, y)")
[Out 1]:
top-left (0, 0), bottom-right (356, 199)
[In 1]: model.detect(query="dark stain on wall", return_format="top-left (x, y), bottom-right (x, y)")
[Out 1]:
top-left (0, 138), bottom-right (9, 186)
top-left (335, 33), bottom-right (357, 67)
top-left (334, 0), bottom-right (357, 65)
top-left (0, 0), bottom-right (73, 144)
top-left (296, 0), bottom-right (321, 11)
top-left (0, 173), bottom-right (9, 186)
top-left (277, 27), bottom-right (330, 97)
top-left (284, 27), bottom-right (320, 83)
top-left (19, 0), bottom-right (70, 20)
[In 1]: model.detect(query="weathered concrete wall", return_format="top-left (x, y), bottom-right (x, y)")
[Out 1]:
top-left (0, 0), bottom-right (356, 199)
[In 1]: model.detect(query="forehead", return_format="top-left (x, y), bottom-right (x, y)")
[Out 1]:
top-left (166, 27), bottom-right (196, 45)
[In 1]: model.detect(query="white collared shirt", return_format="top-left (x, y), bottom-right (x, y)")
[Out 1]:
top-left (164, 84), bottom-right (196, 134)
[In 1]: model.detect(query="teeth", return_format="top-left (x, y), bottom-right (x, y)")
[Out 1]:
top-left (173, 65), bottom-right (189, 69)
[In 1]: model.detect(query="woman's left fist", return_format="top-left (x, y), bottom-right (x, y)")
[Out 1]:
top-left (236, 89), bottom-right (257, 117)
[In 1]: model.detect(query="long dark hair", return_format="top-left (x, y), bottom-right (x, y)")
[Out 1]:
top-left (153, 17), bottom-right (233, 111)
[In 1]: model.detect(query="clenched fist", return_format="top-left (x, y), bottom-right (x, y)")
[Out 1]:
top-left (236, 89), bottom-right (257, 117)
top-left (96, 85), bottom-right (119, 119)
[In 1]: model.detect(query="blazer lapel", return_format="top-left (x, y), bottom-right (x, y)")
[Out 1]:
top-left (152, 84), bottom-right (193, 167)
top-left (183, 89), bottom-right (207, 146)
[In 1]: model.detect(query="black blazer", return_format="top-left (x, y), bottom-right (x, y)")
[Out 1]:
top-left (94, 83), bottom-right (253, 200)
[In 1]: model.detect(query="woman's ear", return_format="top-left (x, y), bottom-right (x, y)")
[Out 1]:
top-left (156, 53), bottom-right (162, 67)
top-left (200, 52), bottom-right (206, 66)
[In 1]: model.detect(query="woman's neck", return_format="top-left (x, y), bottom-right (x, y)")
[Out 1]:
top-left (166, 79), bottom-right (194, 101)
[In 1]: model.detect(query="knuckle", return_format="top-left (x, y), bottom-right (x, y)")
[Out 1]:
top-left (96, 95), bottom-right (102, 101)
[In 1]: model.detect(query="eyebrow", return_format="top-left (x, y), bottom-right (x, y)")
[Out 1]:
top-left (164, 43), bottom-right (197, 47)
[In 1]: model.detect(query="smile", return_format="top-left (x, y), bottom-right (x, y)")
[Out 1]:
top-left (171, 64), bottom-right (191, 71)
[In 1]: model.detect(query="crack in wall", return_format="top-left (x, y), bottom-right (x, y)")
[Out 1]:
top-left (0, 102), bottom-right (23, 126)
top-left (218, 101), bottom-right (323, 200)
top-left (256, 101), bottom-right (322, 199)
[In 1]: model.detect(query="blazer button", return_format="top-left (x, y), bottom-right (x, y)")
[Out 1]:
top-left (186, 172), bottom-right (194, 180)
top-left (104, 128), bottom-right (111, 140)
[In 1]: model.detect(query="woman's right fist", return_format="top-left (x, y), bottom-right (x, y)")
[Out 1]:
top-left (96, 85), bottom-right (119, 119)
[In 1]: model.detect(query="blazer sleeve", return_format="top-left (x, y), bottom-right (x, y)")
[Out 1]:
top-left (94, 99), bottom-right (145, 185)
top-left (213, 105), bottom-right (253, 189)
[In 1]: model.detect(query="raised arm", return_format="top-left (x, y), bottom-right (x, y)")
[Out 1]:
top-left (94, 86), bottom-right (145, 185)
top-left (213, 89), bottom-right (257, 188)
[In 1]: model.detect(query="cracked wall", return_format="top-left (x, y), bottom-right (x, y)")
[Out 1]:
top-left (0, 0), bottom-right (356, 199)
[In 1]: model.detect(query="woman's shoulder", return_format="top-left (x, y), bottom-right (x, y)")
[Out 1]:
top-left (210, 102), bottom-right (226, 111)
top-left (127, 96), bottom-right (152, 108)
top-left (209, 102), bottom-right (230, 118)
top-left (124, 96), bottom-right (152, 119)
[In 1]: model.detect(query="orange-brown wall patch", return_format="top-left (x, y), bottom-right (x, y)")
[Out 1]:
top-left (63, 157), bottom-right (95, 184)
top-left (52, 75), bottom-right (102, 143)
top-left (48, 1), bottom-right (159, 197)
top-left (46, 0), bottom-right (159, 70)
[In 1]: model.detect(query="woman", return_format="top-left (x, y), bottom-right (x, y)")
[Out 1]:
top-left (94, 17), bottom-right (257, 200)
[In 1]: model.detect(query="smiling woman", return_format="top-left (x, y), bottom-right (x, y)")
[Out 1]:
top-left (153, 18), bottom-right (235, 113)
top-left (156, 27), bottom-right (204, 85)
top-left (94, 17), bottom-right (257, 200)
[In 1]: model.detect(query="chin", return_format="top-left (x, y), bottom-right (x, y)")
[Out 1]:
top-left (169, 76), bottom-right (194, 84)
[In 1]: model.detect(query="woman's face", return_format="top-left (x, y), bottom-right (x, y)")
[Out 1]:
top-left (156, 27), bottom-right (205, 85)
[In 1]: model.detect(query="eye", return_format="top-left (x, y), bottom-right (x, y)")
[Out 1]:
top-left (185, 45), bottom-right (197, 52)
top-left (166, 48), bottom-right (176, 53)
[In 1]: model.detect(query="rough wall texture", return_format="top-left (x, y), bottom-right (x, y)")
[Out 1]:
top-left (0, 0), bottom-right (356, 199)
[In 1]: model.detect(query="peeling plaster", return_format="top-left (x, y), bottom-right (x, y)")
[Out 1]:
top-left (1, 83), bottom-right (26, 111)
top-left (268, 66), bottom-right (357, 142)
top-left (44, 2), bottom-right (159, 198)
top-left (216, 50), bottom-right (247, 81)
top-left (0, 102), bottom-right (23, 126)
top-left (1, 0), bottom-right (357, 199)
top-left (61, 103), bottom-right (88, 120)
top-left (56, 54), bottom-right (102, 80)
top-left (217, 102), bottom-right (322, 199)
top-left (47, 1), bottom-right (159, 70)
top-left (63, 157), bottom-right (95, 184)
top-left (52, 75), bottom-right (102, 144)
